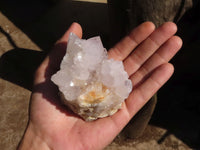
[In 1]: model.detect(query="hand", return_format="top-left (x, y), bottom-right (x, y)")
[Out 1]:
top-left (18, 22), bottom-right (182, 150)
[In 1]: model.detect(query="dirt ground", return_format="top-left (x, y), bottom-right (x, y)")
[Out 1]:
top-left (0, 0), bottom-right (200, 150)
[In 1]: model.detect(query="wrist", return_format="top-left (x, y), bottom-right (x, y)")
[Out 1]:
top-left (18, 122), bottom-right (50, 150)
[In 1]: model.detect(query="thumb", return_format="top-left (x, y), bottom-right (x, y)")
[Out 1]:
top-left (57, 22), bottom-right (83, 44)
top-left (34, 23), bottom-right (82, 84)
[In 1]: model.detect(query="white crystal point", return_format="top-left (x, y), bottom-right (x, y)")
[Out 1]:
top-left (51, 33), bottom-right (132, 121)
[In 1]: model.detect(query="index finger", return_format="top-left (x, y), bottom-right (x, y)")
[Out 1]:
top-left (108, 22), bottom-right (155, 61)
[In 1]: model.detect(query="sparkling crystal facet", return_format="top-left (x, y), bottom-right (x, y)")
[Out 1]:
top-left (51, 33), bottom-right (132, 121)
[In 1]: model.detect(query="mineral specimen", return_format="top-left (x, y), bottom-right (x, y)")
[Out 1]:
top-left (51, 33), bottom-right (132, 121)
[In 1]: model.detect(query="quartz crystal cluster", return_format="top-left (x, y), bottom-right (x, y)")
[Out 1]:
top-left (51, 33), bottom-right (132, 121)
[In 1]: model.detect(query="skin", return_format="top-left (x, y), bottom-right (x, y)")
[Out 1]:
top-left (18, 22), bottom-right (182, 150)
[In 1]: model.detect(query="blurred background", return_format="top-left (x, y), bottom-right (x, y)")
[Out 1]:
top-left (0, 0), bottom-right (199, 149)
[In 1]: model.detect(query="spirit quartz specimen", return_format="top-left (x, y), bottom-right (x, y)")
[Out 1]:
top-left (51, 33), bottom-right (132, 121)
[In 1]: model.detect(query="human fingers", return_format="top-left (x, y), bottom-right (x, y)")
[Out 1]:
top-left (108, 22), bottom-right (155, 60)
top-left (130, 36), bottom-right (182, 87)
top-left (34, 22), bottom-right (83, 84)
top-left (124, 22), bottom-right (177, 76)
top-left (126, 63), bottom-right (174, 117)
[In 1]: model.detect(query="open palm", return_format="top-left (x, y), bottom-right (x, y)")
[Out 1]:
top-left (19, 22), bottom-right (182, 150)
